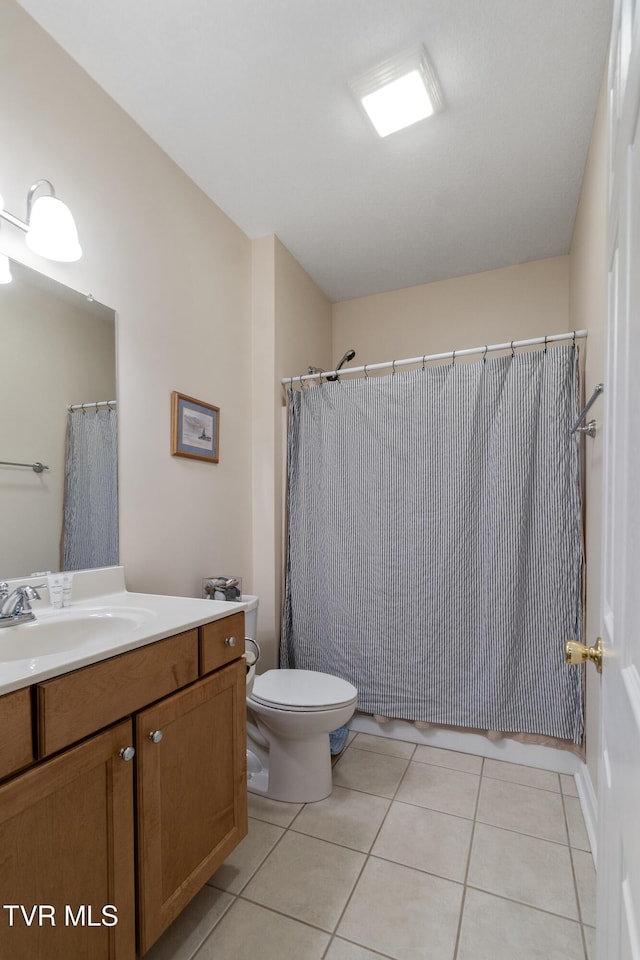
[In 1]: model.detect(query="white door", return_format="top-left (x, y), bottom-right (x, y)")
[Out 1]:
top-left (598, 1), bottom-right (640, 957)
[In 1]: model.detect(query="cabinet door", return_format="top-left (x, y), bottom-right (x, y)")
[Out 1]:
top-left (0, 720), bottom-right (136, 960)
top-left (136, 659), bottom-right (247, 954)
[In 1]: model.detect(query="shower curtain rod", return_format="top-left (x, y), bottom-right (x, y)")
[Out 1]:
top-left (282, 329), bottom-right (588, 385)
top-left (68, 400), bottom-right (117, 412)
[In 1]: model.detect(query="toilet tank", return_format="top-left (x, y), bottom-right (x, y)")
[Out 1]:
top-left (242, 595), bottom-right (259, 640)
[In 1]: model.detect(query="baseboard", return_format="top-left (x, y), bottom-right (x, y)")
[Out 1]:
top-left (575, 761), bottom-right (599, 865)
top-left (348, 714), bottom-right (582, 775)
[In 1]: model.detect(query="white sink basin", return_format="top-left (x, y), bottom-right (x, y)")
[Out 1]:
top-left (0, 607), bottom-right (154, 661)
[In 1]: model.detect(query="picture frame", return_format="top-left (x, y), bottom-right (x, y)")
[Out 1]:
top-left (171, 391), bottom-right (220, 463)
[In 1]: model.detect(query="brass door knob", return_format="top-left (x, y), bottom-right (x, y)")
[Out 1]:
top-left (565, 638), bottom-right (603, 673)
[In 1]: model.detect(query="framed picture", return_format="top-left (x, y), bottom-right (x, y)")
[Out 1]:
top-left (171, 391), bottom-right (220, 463)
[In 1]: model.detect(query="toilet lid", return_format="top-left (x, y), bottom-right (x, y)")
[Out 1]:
top-left (249, 669), bottom-right (357, 711)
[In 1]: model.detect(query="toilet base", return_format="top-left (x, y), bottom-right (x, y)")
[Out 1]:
top-left (246, 730), bottom-right (334, 803)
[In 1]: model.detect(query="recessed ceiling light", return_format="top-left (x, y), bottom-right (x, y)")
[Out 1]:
top-left (351, 45), bottom-right (443, 138)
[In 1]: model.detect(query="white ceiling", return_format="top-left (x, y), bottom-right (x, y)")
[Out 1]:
top-left (16, 0), bottom-right (612, 302)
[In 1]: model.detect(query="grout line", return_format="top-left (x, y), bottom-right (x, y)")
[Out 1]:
top-left (560, 788), bottom-right (590, 960)
top-left (321, 738), bottom-right (420, 958)
top-left (464, 884), bottom-right (585, 925)
top-left (452, 754), bottom-right (484, 959)
top-left (203, 740), bottom-right (594, 960)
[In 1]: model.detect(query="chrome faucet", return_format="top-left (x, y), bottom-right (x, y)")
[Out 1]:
top-left (0, 583), bottom-right (45, 627)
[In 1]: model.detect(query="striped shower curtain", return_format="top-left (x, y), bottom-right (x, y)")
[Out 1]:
top-left (62, 407), bottom-right (119, 570)
top-left (281, 345), bottom-right (584, 743)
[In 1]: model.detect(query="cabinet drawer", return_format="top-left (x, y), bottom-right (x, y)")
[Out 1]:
top-left (200, 612), bottom-right (245, 675)
top-left (0, 687), bottom-right (33, 780)
top-left (37, 630), bottom-right (199, 757)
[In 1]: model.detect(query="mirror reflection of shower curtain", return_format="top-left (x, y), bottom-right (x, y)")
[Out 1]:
top-left (281, 345), bottom-right (584, 743)
top-left (62, 408), bottom-right (118, 570)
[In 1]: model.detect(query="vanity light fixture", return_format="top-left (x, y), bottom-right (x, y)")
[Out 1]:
top-left (0, 179), bottom-right (82, 262)
top-left (351, 45), bottom-right (443, 138)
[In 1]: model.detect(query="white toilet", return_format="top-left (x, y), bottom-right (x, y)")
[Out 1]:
top-left (242, 596), bottom-right (358, 803)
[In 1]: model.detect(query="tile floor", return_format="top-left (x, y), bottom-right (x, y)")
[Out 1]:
top-left (145, 732), bottom-right (596, 960)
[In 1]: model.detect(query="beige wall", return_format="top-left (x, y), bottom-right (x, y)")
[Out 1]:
top-left (251, 236), bottom-right (332, 666)
top-left (569, 72), bottom-right (608, 794)
top-left (333, 256), bottom-right (570, 364)
top-left (0, 271), bottom-right (115, 577)
top-left (0, 0), bottom-right (253, 598)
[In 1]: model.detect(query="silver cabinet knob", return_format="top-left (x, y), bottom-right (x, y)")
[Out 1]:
top-left (148, 730), bottom-right (163, 744)
top-left (224, 636), bottom-right (237, 647)
top-left (120, 746), bottom-right (136, 762)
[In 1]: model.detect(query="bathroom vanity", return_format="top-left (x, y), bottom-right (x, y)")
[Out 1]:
top-left (0, 568), bottom-right (248, 959)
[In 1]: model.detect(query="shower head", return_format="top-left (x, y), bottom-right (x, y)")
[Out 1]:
top-left (326, 349), bottom-right (356, 381)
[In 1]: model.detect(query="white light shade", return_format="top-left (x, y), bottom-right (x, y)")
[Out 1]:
top-left (362, 70), bottom-right (435, 137)
top-left (351, 45), bottom-right (443, 139)
top-left (0, 253), bottom-right (12, 284)
top-left (25, 195), bottom-right (82, 262)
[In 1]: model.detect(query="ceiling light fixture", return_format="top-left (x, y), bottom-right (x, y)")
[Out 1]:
top-left (0, 179), bottom-right (82, 262)
top-left (351, 45), bottom-right (443, 138)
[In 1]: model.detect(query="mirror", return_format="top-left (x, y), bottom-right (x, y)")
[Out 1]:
top-left (0, 258), bottom-right (117, 579)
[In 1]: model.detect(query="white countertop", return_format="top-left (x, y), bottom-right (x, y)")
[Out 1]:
top-left (0, 567), bottom-right (248, 696)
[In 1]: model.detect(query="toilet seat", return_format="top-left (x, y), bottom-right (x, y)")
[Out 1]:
top-left (249, 669), bottom-right (357, 713)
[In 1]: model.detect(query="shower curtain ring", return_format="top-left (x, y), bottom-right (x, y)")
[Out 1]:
top-left (572, 330), bottom-right (576, 348)
top-left (544, 335), bottom-right (548, 353)
top-left (392, 359), bottom-right (396, 375)
top-left (364, 364), bottom-right (368, 379)
top-left (422, 355), bottom-right (426, 371)
top-left (483, 345), bottom-right (488, 364)
top-left (452, 350), bottom-right (456, 366)
top-left (510, 341), bottom-right (515, 358)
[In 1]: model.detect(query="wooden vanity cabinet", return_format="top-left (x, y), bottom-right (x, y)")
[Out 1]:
top-left (0, 609), bottom-right (247, 960)
top-left (136, 658), bottom-right (247, 954)
top-left (0, 686), bottom-right (33, 780)
top-left (0, 719), bottom-right (136, 960)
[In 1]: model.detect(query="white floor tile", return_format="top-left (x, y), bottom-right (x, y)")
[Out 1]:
top-left (242, 831), bottom-right (365, 931)
top-left (395, 760), bottom-right (480, 819)
top-left (457, 887), bottom-right (585, 959)
top-left (476, 775), bottom-right (568, 843)
top-left (194, 899), bottom-right (329, 959)
top-left (208, 817), bottom-right (284, 894)
top-left (332, 746), bottom-right (409, 798)
top-left (337, 856), bottom-right (463, 960)
top-left (371, 800), bottom-right (473, 882)
top-left (468, 823), bottom-right (579, 919)
top-left (350, 733), bottom-right (416, 759)
top-left (412, 744), bottom-right (483, 774)
top-left (325, 937), bottom-right (395, 959)
top-left (564, 795), bottom-right (591, 851)
top-left (483, 758), bottom-right (560, 793)
top-left (247, 791), bottom-right (304, 826)
top-left (290, 784), bottom-right (391, 852)
top-left (143, 885), bottom-right (234, 960)
top-left (572, 848), bottom-right (597, 926)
